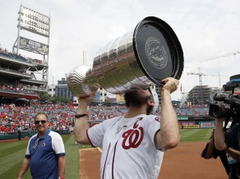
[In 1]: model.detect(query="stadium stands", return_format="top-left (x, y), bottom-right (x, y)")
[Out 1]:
top-left (175, 106), bottom-right (209, 116)
top-left (0, 102), bottom-right (210, 136)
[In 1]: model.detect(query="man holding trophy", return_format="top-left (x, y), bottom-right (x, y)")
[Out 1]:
top-left (68, 16), bottom-right (184, 178)
top-left (74, 77), bottom-right (179, 178)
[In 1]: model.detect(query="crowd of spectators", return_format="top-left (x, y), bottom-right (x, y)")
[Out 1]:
top-left (0, 102), bottom-right (210, 135)
top-left (90, 104), bottom-right (127, 120)
top-left (175, 106), bottom-right (209, 116)
top-left (0, 48), bottom-right (28, 63)
top-left (0, 47), bottom-right (47, 65)
top-left (0, 103), bottom-right (75, 134)
top-left (0, 80), bottom-right (40, 97)
top-left (0, 48), bottom-right (47, 93)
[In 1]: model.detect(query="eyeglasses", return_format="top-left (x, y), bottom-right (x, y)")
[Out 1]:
top-left (35, 120), bottom-right (47, 125)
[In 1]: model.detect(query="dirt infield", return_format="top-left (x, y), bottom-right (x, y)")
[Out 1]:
top-left (79, 141), bottom-right (228, 179)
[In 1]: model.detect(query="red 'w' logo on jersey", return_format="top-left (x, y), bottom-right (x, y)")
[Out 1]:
top-left (122, 118), bottom-right (144, 149)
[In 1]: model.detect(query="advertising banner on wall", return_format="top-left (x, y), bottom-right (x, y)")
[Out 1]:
top-left (199, 122), bottom-right (215, 128)
top-left (19, 36), bottom-right (49, 55)
top-left (116, 94), bottom-right (125, 103)
top-left (182, 125), bottom-right (200, 129)
top-left (178, 116), bottom-right (189, 120)
top-left (179, 121), bottom-right (195, 125)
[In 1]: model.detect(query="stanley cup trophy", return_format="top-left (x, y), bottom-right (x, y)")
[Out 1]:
top-left (67, 16), bottom-right (184, 97)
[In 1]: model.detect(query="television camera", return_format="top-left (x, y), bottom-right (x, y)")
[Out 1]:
top-left (209, 74), bottom-right (240, 119)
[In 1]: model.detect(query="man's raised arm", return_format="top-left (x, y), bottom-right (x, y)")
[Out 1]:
top-left (155, 77), bottom-right (180, 151)
top-left (74, 94), bottom-right (95, 144)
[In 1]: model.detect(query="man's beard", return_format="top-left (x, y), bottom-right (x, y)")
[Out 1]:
top-left (146, 105), bottom-right (154, 115)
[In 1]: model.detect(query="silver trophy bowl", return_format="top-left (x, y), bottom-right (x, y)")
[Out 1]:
top-left (66, 65), bottom-right (99, 97)
top-left (67, 16), bottom-right (184, 97)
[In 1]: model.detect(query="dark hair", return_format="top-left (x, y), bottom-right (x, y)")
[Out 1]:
top-left (34, 113), bottom-right (49, 120)
top-left (124, 89), bottom-right (153, 108)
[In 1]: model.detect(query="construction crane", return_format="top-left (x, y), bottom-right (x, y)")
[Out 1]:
top-left (187, 67), bottom-right (205, 86)
top-left (200, 50), bottom-right (240, 63)
top-left (187, 67), bottom-right (221, 105)
top-left (197, 50), bottom-right (239, 87)
top-left (187, 67), bottom-right (206, 105)
top-left (187, 67), bottom-right (226, 87)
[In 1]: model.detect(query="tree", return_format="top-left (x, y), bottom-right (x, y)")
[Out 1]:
top-left (51, 95), bottom-right (59, 104)
top-left (38, 92), bottom-right (50, 103)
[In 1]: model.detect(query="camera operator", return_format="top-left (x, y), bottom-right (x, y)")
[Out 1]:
top-left (215, 117), bottom-right (240, 179)
top-left (201, 129), bottom-right (230, 175)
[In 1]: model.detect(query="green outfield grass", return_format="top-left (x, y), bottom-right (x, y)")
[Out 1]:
top-left (0, 128), bottom-right (213, 179)
top-left (180, 128), bottom-right (212, 142)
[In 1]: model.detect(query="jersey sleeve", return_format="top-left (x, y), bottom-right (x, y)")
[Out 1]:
top-left (51, 132), bottom-right (65, 156)
top-left (25, 137), bottom-right (32, 158)
top-left (87, 121), bottom-right (105, 147)
top-left (146, 115), bottom-right (161, 148)
top-left (87, 117), bottom-right (119, 147)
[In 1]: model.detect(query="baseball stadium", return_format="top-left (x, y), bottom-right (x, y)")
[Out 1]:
top-left (0, 4), bottom-right (238, 179)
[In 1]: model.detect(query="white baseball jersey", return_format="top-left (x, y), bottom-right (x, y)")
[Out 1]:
top-left (87, 114), bottom-right (164, 179)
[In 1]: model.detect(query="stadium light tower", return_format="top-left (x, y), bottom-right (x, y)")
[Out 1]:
top-left (12, 5), bottom-right (51, 91)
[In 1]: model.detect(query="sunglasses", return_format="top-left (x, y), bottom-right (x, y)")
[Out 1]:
top-left (35, 120), bottom-right (47, 125)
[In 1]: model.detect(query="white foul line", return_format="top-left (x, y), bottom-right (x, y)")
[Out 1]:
top-left (97, 147), bottom-right (102, 153)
